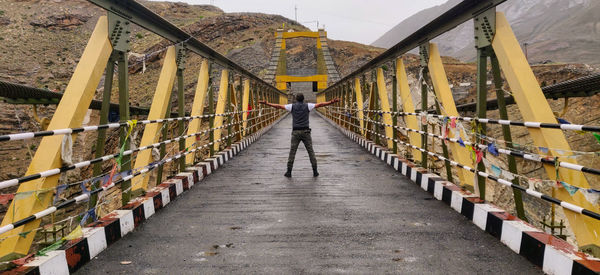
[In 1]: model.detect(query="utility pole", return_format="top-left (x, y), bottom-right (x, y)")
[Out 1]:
top-left (295, 5), bottom-right (297, 22)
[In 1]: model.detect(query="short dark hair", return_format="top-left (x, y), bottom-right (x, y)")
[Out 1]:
top-left (295, 93), bottom-right (304, 102)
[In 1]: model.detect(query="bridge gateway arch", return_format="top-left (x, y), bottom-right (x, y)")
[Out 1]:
top-left (264, 28), bottom-right (341, 97)
top-left (0, 0), bottom-right (599, 274)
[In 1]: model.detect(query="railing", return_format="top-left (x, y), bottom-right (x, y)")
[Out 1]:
top-left (0, 109), bottom-right (281, 235)
top-left (0, 0), bottom-right (287, 261)
top-left (327, 107), bottom-right (600, 220)
top-left (316, 0), bottom-right (600, 256)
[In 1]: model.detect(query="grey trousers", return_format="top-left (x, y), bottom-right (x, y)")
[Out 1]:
top-left (287, 129), bottom-right (317, 172)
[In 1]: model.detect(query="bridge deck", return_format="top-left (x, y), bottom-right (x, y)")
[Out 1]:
top-left (77, 112), bottom-right (541, 274)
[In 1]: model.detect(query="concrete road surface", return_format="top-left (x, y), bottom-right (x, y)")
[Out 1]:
top-left (77, 111), bottom-right (541, 274)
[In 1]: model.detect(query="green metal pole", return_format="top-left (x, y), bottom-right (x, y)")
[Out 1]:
top-left (342, 85), bottom-right (346, 127)
top-left (475, 48), bottom-right (488, 200)
top-left (252, 82), bottom-right (259, 134)
top-left (372, 71), bottom-right (380, 146)
top-left (258, 86), bottom-right (264, 128)
top-left (177, 68), bottom-right (185, 172)
top-left (337, 87), bottom-right (341, 125)
top-left (346, 83), bottom-right (351, 129)
top-left (392, 61), bottom-right (398, 154)
top-left (268, 88), bottom-right (272, 124)
top-left (268, 87), bottom-right (273, 124)
top-left (341, 83), bottom-right (347, 128)
top-left (237, 78), bottom-right (243, 142)
top-left (419, 45), bottom-right (429, 169)
top-left (362, 85), bottom-right (368, 137)
top-left (247, 82), bottom-right (252, 135)
top-left (117, 51), bottom-right (131, 205)
top-left (362, 74), bottom-right (368, 138)
top-left (435, 101), bottom-right (453, 182)
top-left (420, 70), bottom-right (428, 169)
top-left (338, 85), bottom-right (343, 126)
top-left (491, 53), bottom-right (527, 220)
top-left (347, 83), bottom-right (352, 130)
top-left (156, 99), bottom-right (172, 186)
top-left (226, 74), bottom-right (233, 148)
top-left (351, 82), bottom-right (358, 134)
top-left (208, 65), bottom-right (215, 157)
top-left (94, 55), bottom-right (115, 177)
top-left (90, 54), bottom-right (115, 211)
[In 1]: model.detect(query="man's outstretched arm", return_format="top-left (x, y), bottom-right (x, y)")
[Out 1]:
top-left (259, 100), bottom-right (286, 110)
top-left (314, 98), bottom-right (340, 108)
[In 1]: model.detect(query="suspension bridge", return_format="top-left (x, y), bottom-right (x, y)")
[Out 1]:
top-left (0, 0), bottom-right (599, 274)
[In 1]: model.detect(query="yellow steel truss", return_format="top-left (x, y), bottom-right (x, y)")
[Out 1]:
top-left (427, 43), bottom-right (475, 188)
top-left (492, 12), bottom-right (600, 248)
top-left (242, 80), bottom-right (250, 137)
top-left (213, 70), bottom-right (229, 152)
top-left (0, 16), bottom-right (113, 259)
top-left (354, 78), bottom-right (365, 136)
top-left (396, 58), bottom-right (422, 161)
top-left (131, 46), bottom-right (178, 191)
top-left (376, 68), bottom-right (394, 149)
top-left (185, 59), bottom-right (210, 165)
top-left (275, 75), bottom-right (328, 92)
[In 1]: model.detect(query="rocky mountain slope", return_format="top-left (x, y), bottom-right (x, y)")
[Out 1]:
top-left (0, 0), bottom-right (385, 217)
top-left (372, 0), bottom-right (600, 65)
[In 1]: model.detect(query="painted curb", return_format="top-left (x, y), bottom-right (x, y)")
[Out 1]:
top-left (12, 115), bottom-right (287, 275)
top-left (318, 112), bottom-right (600, 275)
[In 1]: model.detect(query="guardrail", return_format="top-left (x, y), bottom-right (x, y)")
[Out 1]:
top-left (0, 109), bottom-right (282, 236)
top-left (0, 0), bottom-right (287, 262)
top-left (316, 0), bottom-right (600, 259)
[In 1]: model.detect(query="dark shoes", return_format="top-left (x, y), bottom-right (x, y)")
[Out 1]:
top-left (284, 170), bottom-right (318, 177)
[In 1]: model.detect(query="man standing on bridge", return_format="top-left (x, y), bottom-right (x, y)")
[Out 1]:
top-left (260, 94), bottom-right (339, 177)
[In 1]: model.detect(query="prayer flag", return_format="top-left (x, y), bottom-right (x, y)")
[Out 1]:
top-left (490, 165), bottom-right (502, 177)
top-left (559, 181), bottom-right (579, 196)
top-left (581, 189), bottom-right (600, 205)
top-left (487, 143), bottom-right (499, 156)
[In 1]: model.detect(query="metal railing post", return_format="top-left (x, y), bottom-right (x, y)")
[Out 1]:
top-left (226, 74), bottom-right (233, 148)
top-left (208, 63), bottom-right (215, 157)
top-left (91, 55), bottom-right (115, 210)
top-left (419, 45), bottom-right (429, 169)
top-left (156, 100), bottom-right (172, 186)
top-left (117, 50), bottom-right (132, 204)
top-left (372, 71), bottom-right (380, 146)
top-left (392, 61), bottom-right (398, 154)
top-left (176, 44), bottom-right (186, 172)
top-left (491, 53), bottom-right (527, 220)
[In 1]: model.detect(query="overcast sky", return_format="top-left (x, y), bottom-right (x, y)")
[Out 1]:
top-left (152, 0), bottom-right (448, 45)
